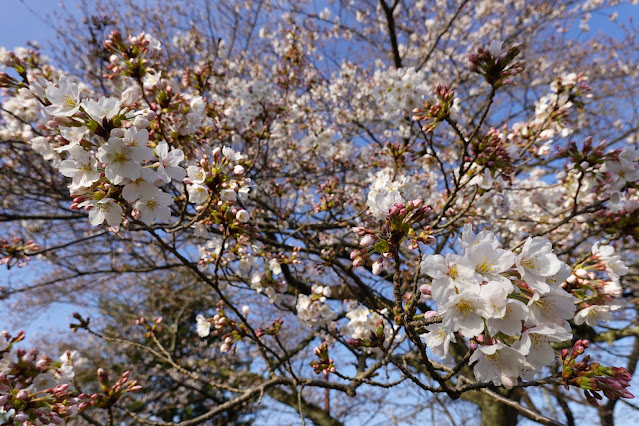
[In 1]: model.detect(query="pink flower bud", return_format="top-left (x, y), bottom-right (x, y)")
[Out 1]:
top-left (351, 227), bottom-right (366, 236)
top-left (211, 147), bottom-right (221, 161)
top-left (55, 383), bottom-right (69, 393)
top-left (14, 413), bottom-right (28, 422)
top-left (360, 235), bottom-right (376, 247)
top-left (419, 284), bottom-right (431, 295)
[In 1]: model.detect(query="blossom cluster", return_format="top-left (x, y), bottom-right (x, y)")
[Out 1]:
top-left (0, 331), bottom-right (88, 424)
top-left (0, 237), bottom-right (40, 269)
top-left (342, 303), bottom-right (395, 351)
top-left (1, 13), bottom-right (637, 422)
top-left (36, 77), bottom-right (180, 227)
top-left (296, 285), bottom-right (337, 328)
top-left (421, 225), bottom-right (578, 387)
top-left (371, 66), bottom-right (431, 133)
top-left (0, 36), bottom-right (253, 235)
top-left (570, 243), bottom-right (628, 327)
top-left (0, 330), bottom-right (141, 424)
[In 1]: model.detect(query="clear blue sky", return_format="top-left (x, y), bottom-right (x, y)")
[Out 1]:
top-left (0, 0), bottom-right (60, 50)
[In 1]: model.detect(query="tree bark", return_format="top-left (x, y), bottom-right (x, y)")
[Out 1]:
top-left (462, 389), bottom-right (519, 426)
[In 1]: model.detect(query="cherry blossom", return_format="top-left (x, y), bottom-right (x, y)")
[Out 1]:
top-left (516, 237), bottom-right (563, 294)
top-left (58, 145), bottom-right (100, 188)
top-left (96, 137), bottom-right (154, 184)
top-left (134, 189), bottom-right (173, 225)
top-left (44, 77), bottom-right (80, 117)
top-left (79, 198), bottom-right (123, 227)
top-left (470, 343), bottom-right (526, 388)
top-left (155, 141), bottom-right (186, 183)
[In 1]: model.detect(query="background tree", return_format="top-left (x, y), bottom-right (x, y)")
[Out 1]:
top-left (1, 0), bottom-right (639, 425)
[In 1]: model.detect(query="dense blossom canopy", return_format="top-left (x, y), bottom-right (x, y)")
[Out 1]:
top-left (0, 0), bottom-right (639, 424)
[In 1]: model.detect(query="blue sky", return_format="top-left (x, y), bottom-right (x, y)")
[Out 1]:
top-left (0, 0), bottom-right (60, 50)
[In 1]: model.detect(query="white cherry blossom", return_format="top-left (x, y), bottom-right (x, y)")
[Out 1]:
top-left (421, 253), bottom-right (478, 306)
top-left (97, 137), bottom-right (154, 184)
top-left (486, 299), bottom-right (529, 336)
top-left (592, 242), bottom-right (628, 282)
top-left (155, 141), bottom-right (186, 183)
top-left (574, 305), bottom-right (612, 327)
top-left (195, 314), bottom-right (211, 338)
top-left (222, 146), bottom-right (243, 162)
top-left (516, 237), bottom-right (563, 294)
top-left (57, 126), bottom-right (88, 151)
top-left (45, 77), bottom-right (80, 117)
top-left (123, 127), bottom-right (149, 147)
top-left (467, 242), bottom-right (515, 292)
top-left (187, 165), bottom-right (206, 184)
top-left (526, 287), bottom-right (576, 327)
top-left (58, 145), bottom-right (100, 188)
top-left (135, 189), bottom-right (173, 225)
top-left (421, 323), bottom-right (456, 359)
top-left (121, 168), bottom-right (161, 202)
top-left (187, 184), bottom-right (209, 204)
top-left (514, 324), bottom-right (571, 368)
top-left (80, 96), bottom-right (121, 122)
top-left (441, 290), bottom-right (493, 337)
top-left (469, 343), bottom-right (526, 388)
top-left (80, 198), bottom-right (123, 227)
top-left (459, 224), bottom-right (500, 251)
top-left (220, 189), bottom-right (237, 202)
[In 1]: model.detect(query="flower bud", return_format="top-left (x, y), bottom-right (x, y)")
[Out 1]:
top-left (360, 235), bottom-right (376, 247)
top-left (372, 259), bottom-right (383, 275)
top-left (14, 413), bottom-right (28, 422)
top-left (133, 115), bottom-right (150, 129)
top-left (110, 128), bottom-right (125, 138)
top-left (575, 268), bottom-right (588, 278)
top-left (351, 227), bottom-right (366, 236)
top-left (120, 86), bottom-right (140, 106)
